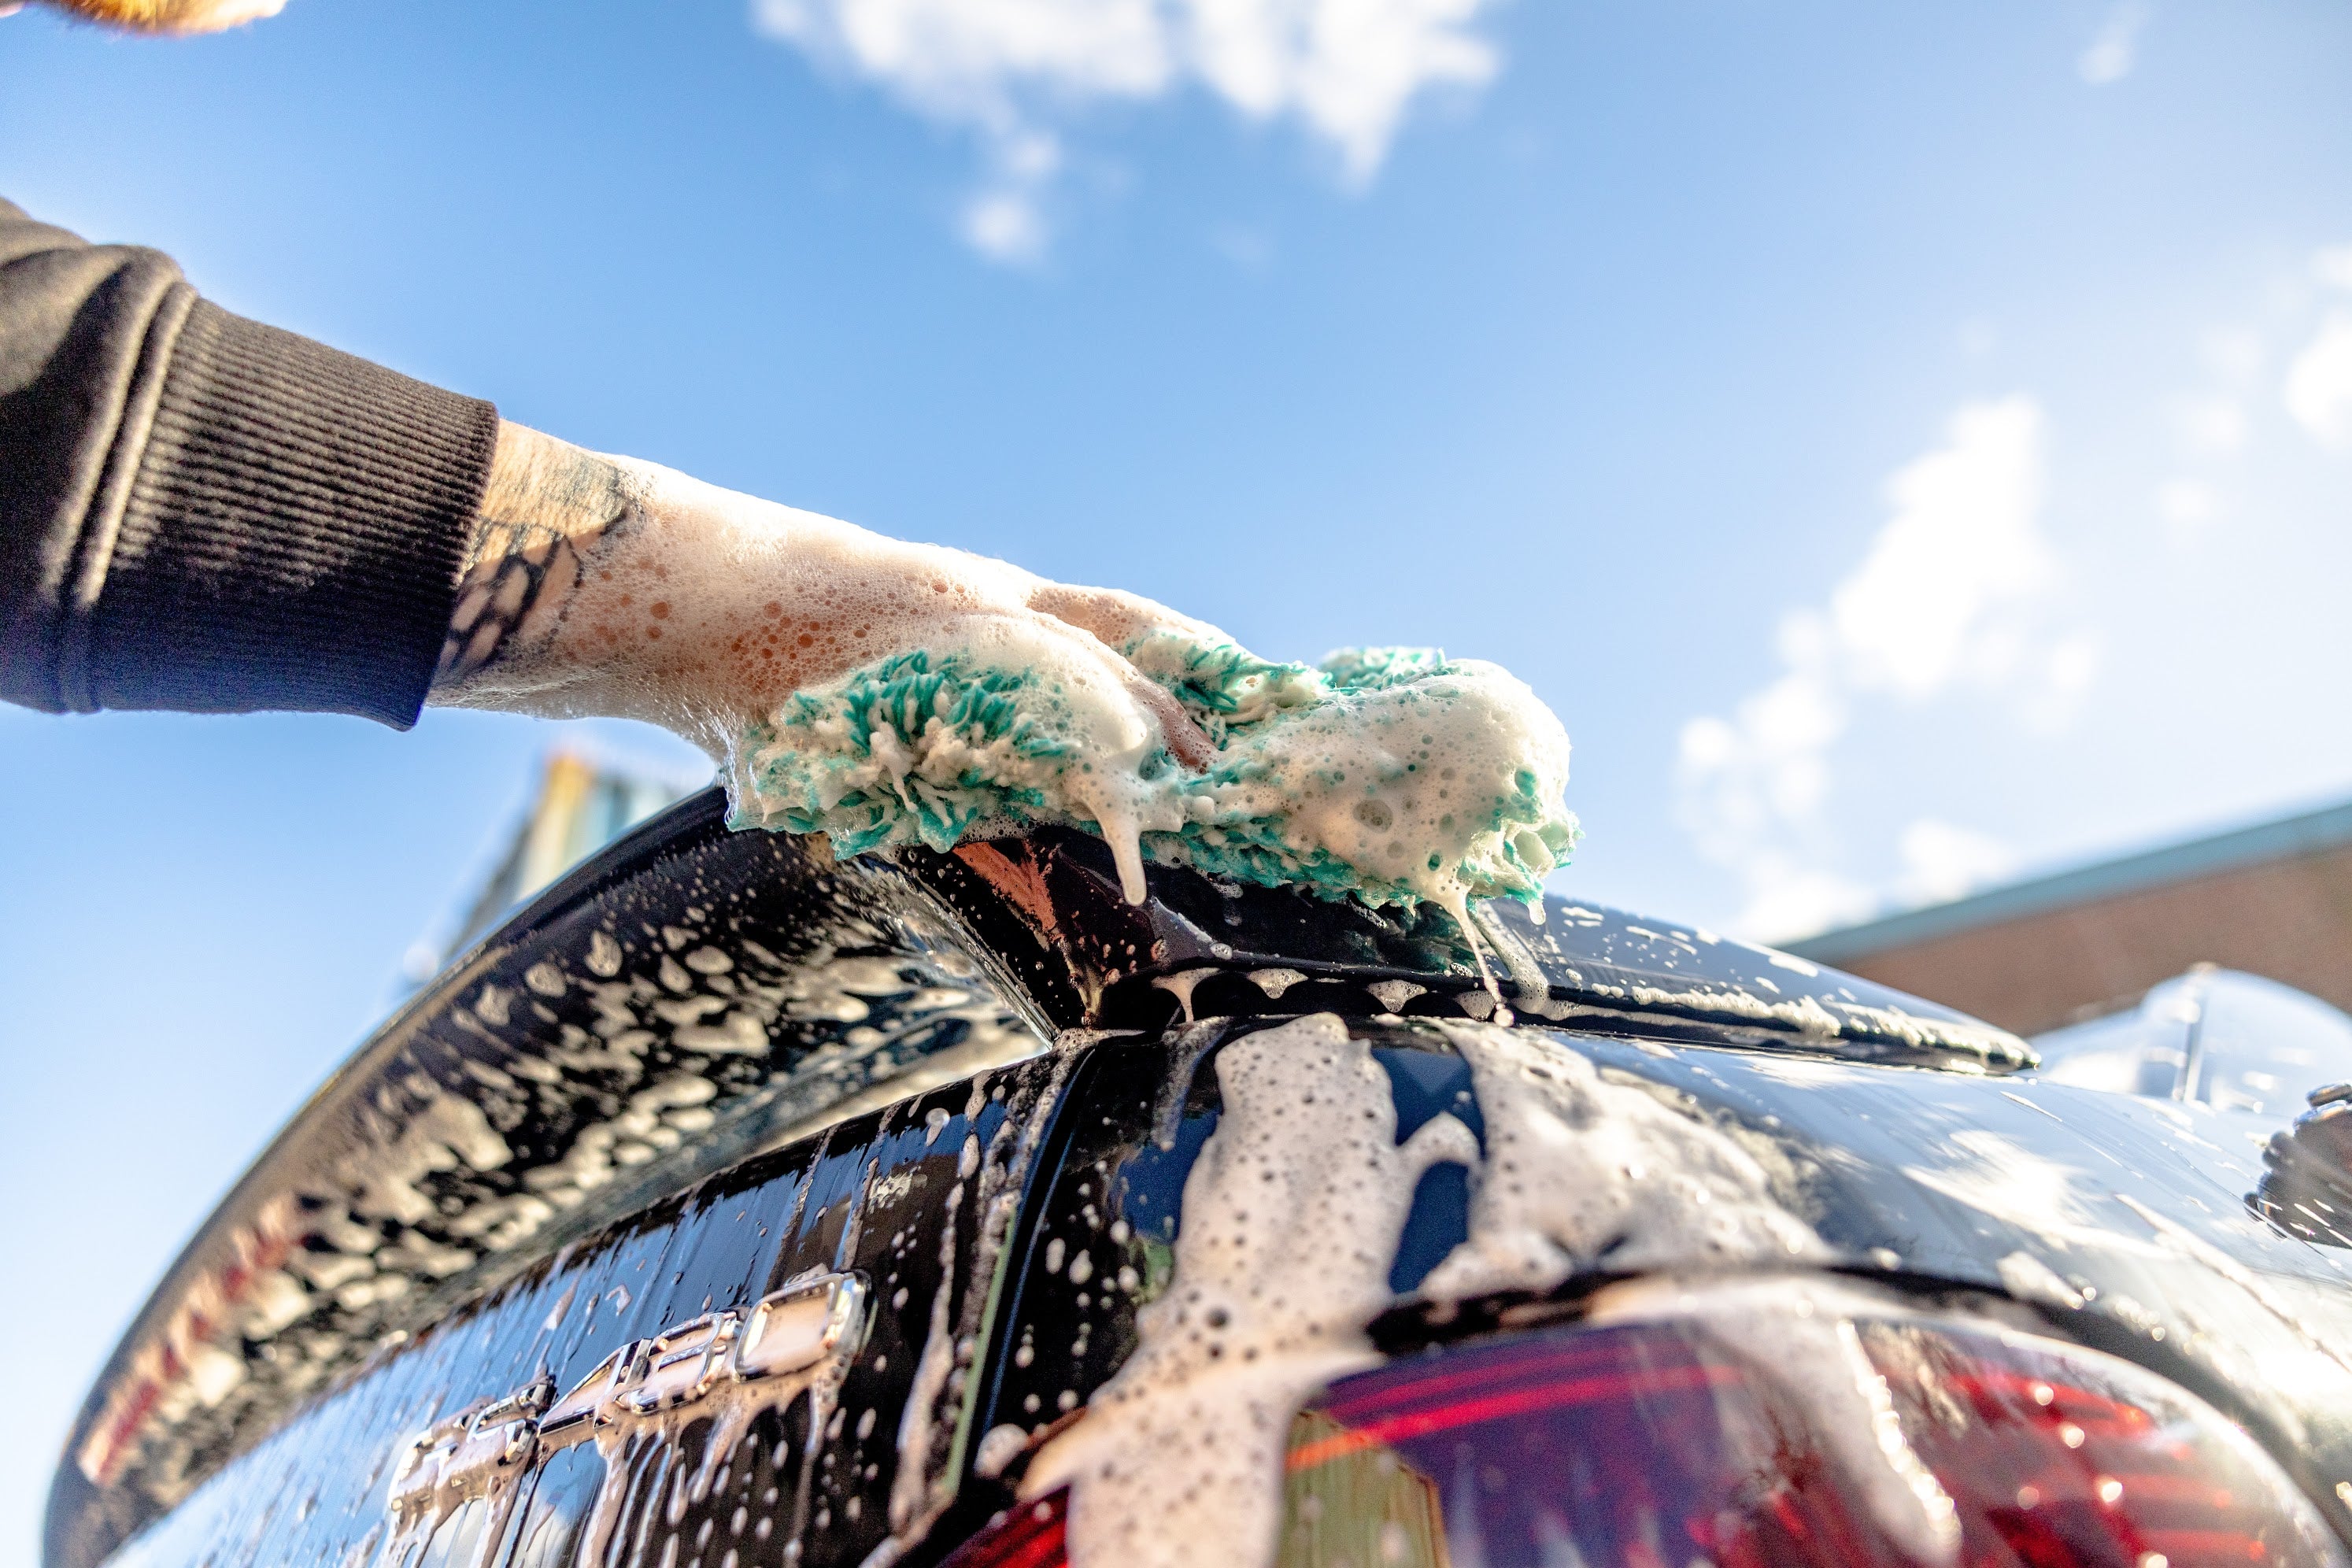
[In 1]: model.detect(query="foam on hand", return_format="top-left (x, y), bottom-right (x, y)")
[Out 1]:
top-left (446, 454), bottom-right (1578, 933)
top-left (724, 631), bottom-right (1579, 932)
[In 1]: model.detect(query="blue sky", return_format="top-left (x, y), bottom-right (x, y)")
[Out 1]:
top-left (5, 0), bottom-right (2352, 1552)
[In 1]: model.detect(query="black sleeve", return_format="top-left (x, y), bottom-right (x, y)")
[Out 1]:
top-left (0, 198), bottom-right (501, 729)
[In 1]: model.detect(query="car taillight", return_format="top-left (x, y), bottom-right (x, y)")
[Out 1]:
top-left (945, 1308), bottom-right (2344, 1568)
top-left (944, 1490), bottom-right (1067, 1568)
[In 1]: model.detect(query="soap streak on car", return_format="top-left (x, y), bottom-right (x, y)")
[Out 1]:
top-left (46, 793), bottom-right (2352, 1568)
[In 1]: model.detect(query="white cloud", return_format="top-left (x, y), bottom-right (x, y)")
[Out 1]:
top-left (2200, 326), bottom-right (2265, 385)
top-left (1826, 397), bottom-right (2050, 699)
top-left (2313, 245), bottom-right (2352, 293)
top-left (1677, 396), bottom-right (2084, 940)
top-left (962, 187), bottom-right (1050, 261)
top-left (2284, 312), bottom-right (2352, 449)
top-left (1727, 856), bottom-right (1875, 948)
top-left (2155, 475), bottom-right (2219, 542)
top-left (2170, 393), bottom-right (2247, 457)
top-left (753, 0), bottom-right (1500, 258)
top-left (2076, 1), bottom-right (2147, 85)
top-left (2162, 331), bottom-right (2261, 464)
top-left (2021, 631), bottom-right (2102, 734)
top-left (1896, 819), bottom-right (2017, 906)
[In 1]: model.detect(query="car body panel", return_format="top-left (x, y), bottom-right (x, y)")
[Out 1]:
top-left (48, 791), bottom-right (2352, 1568)
top-left (93, 1048), bottom-right (1079, 1568)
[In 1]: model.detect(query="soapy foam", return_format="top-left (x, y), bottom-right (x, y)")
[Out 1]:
top-left (1020, 1015), bottom-right (1477, 1568)
top-left (730, 638), bottom-right (1577, 926)
top-left (1021, 1017), bottom-right (1839, 1568)
top-left (1585, 1274), bottom-right (1962, 1566)
top-left (439, 457), bottom-right (1577, 929)
top-left (1418, 1021), bottom-right (1828, 1304)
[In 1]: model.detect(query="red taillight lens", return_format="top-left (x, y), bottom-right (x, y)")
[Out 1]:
top-left (1287, 1316), bottom-right (2339, 1568)
top-left (943, 1490), bottom-right (1067, 1568)
top-left (945, 1311), bottom-right (2343, 1568)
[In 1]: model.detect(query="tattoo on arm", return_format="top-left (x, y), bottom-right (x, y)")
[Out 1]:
top-left (433, 423), bottom-right (634, 692)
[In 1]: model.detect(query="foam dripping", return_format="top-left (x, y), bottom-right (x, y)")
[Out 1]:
top-left (434, 460), bottom-right (1576, 952)
top-left (1019, 1014), bottom-right (1478, 1568)
top-left (1021, 1017), bottom-right (1862, 1568)
top-left (727, 639), bottom-right (1577, 960)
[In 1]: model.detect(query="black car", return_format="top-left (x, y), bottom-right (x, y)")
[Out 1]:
top-left (46, 790), bottom-right (2352, 1568)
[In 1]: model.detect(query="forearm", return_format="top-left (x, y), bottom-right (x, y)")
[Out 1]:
top-left (0, 197), bottom-right (1216, 771)
top-left (424, 429), bottom-right (965, 742)
top-left (423, 431), bottom-right (1219, 769)
top-left (432, 423), bottom-right (637, 695)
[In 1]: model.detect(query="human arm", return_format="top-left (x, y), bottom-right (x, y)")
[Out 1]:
top-left (0, 198), bottom-right (1213, 762)
top-left (427, 424), bottom-right (1217, 766)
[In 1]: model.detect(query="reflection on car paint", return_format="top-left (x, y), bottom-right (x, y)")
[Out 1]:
top-left (53, 795), bottom-right (2352, 1568)
top-left (2261, 1082), bottom-right (2352, 1248)
top-left (66, 826), bottom-right (1045, 1544)
top-left (95, 1049), bottom-right (1079, 1568)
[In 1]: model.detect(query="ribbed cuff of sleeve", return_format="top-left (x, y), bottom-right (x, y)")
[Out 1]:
top-left (72, 301), bottom-right (500, 728)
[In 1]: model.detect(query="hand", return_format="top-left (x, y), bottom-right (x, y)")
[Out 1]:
top-left (35, 0), bottom-right (290, 34)
top-left (432, 424), bottom-right (1219, 770)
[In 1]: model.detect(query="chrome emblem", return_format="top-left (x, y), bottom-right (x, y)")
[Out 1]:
top-left (388, 1379), bottom-right (549, 1521)
top-left (390, 1272), bottom-right (865, 1521)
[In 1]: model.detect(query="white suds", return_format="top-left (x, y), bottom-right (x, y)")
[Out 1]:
top-left (1022, 1015), bottom-right (1477, 1568)
top-left (1418, 1022), bottom-right (1827, 1304)
top-left (1247, 968), bottom-right (1307, 1000)
top-left (1585, 1275), bottom-right (1961, 1566)
top-left (1150, 968), bottom-right (1219, 1023)
top-left (1024, 1016), bottom-right (1841, 1568)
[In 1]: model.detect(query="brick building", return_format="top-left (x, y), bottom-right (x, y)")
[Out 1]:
top-left (1785, 797), bottom-right (2352, 1036)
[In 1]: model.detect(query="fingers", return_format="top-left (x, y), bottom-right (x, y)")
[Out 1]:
top-left (1122, 671), bottom-right (1218, 772)
top-left (41, 0), bottom-right (289, 32)
top-left (1029, 584), bottom-right (1227, 771)
top-left (1027, 582), bottom-right (1231, 655)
